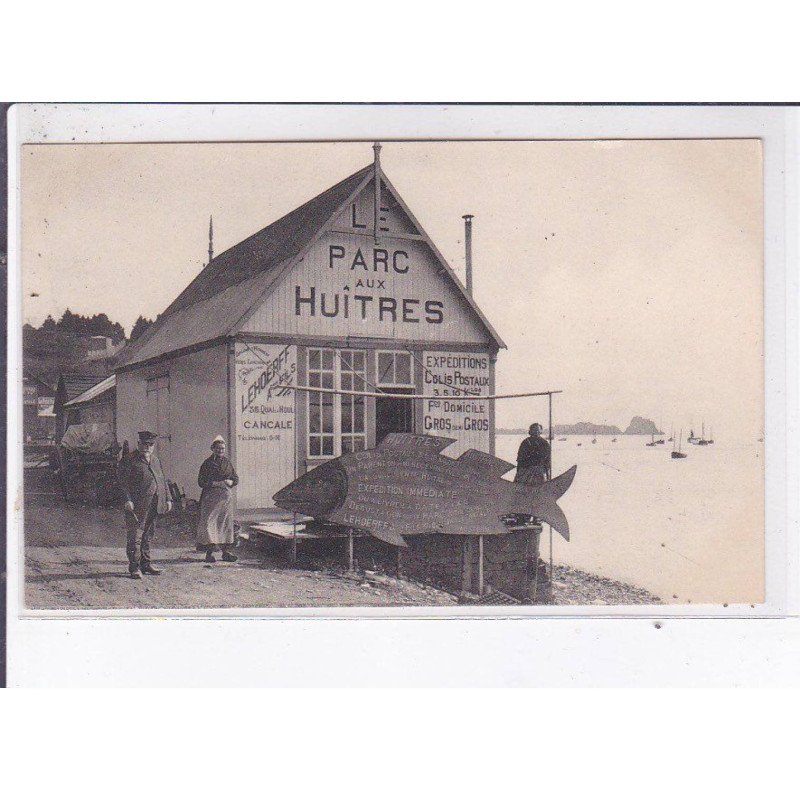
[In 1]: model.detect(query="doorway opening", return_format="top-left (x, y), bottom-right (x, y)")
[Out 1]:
top-left (375, 387), bottom-right (414, 445)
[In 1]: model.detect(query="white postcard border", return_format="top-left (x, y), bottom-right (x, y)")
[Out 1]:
top-left (6, 103), bottom-right (798, 685)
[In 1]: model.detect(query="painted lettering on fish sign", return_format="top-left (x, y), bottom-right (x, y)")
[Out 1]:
top-left (333, 446), bottom-right (503, 534)
top-left (273, 433), bottom-right (576, 547)
top-left (422, 351), bottom-right (492, 456)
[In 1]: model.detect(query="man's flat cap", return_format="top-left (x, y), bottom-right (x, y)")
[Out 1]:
top-left (138, 430), bottom-right (158, 443)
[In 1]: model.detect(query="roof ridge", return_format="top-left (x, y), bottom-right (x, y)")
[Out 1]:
top-left (118, 163), bottom-right (373, 368)
top-left (211, 163), bottom-right (373, 266)
top-left (165, 162), bottom-right (373, 315)
top-left (63, 371), bottom-right (109, 379)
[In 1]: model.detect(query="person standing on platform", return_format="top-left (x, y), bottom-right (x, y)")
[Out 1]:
top-left (119, 430), bottom-right (172, 579)
top-left (515, 422), bottom-right (551, 485)
top-left (197, 435), bottom-right (239, 563)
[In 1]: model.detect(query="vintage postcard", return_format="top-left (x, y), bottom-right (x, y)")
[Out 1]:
top-left (17, 134), bottom-right (764, 612)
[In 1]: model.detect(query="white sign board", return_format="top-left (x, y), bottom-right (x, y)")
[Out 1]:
top-left (234, 343), bottom-right (297, 509)
top-left (422, 351), bottom-right (491, 457)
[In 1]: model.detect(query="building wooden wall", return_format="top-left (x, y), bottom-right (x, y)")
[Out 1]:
top-left (420, 350), bottom-right (492, 457)
top-left (330, 182), bottom-right (419, 236)
top-left (66, 397), bottom-right (115, 430)
top-left (233, 342), bottom-right (297, 509)
top-left (117, 344), bottom-right (228, 502)
top-left (244, 232), bottom-right (487, 344)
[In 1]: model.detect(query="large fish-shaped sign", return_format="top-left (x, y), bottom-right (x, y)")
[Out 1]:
top-left (273, 433), bottom-right (577, 547)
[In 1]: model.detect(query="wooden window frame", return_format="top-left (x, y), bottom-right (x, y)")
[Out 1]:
top-left (306, 348), bottom-right (367, 459)
top-left (375, 350), bottom-right (415, 388)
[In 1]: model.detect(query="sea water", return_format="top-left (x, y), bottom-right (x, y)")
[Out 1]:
top-left (494, 434), bottom-right (765, 604)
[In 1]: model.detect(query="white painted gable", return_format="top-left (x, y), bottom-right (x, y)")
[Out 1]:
top-left (241, 180), bottom-right (492, 345)
top-left (330, 182), bottom-right (420, 237)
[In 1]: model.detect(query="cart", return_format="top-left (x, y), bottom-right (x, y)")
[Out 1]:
top-left (53, 423), bottom-right (122, 504)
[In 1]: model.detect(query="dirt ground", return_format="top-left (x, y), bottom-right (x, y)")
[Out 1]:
top-left (22, 467), bottom-right (659, 610)
top-left (23, 467), bottom-right (458, 610)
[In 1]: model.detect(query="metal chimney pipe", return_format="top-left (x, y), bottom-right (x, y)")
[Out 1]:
top-left (373, 142), bottom-right (382, 239)
top-left (463, 214), bottom-right (474, 295)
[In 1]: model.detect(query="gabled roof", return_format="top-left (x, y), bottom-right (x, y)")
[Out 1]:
top-left (64, 374), bottom-right (116, 408)
top-left (117, 160), bottom-right (504, 370)
top-left (58, 374), bottom-right (107, 401)
top-left (117, 165), bottom-right (373, 368)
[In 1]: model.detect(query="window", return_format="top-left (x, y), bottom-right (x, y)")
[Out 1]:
top-left (339, 350), bottom-right (367, 454)
top-left (308, 349), bottom-right (335, 456)
top-left (376, 351), bottom-right (414, 387)
top-left (307, 349), bottom-right (367, 457)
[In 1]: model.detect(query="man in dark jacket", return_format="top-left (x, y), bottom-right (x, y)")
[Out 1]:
top-left (118, 430), bottom-right (172, 579)
top-left (515, 422), bottom-right (550, 485)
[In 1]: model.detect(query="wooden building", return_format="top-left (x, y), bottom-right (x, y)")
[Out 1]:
top-left (54, 373), bottom-right (109, 441)
top-left (115, 150), bottom-right (505, 521)
top-left (62, 374), bottom-right (116, 432)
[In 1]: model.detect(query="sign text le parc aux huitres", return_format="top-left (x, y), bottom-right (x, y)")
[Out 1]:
top-left (293, 244), bottom-right (445, 324)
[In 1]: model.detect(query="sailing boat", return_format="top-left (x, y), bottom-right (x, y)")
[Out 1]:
top-left (668, 427), bottom-right (674, 443)
top-left (672, 429), bottom-right (688, 459)
top-left (695, 421), bottom-right (711, 446)
top-left (646, 431), bottom-right (663, 447)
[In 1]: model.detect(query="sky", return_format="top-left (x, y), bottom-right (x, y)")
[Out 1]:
top-left (21, 140), bottom-right (763, 438)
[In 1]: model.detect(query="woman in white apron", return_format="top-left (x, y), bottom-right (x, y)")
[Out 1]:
top-left (196, 436), bottom-right (239, 563)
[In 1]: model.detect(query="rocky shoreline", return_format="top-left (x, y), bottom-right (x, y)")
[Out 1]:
top-left (320, 560), bottom-right (662, 607)
top-left (549, 564), bottom-right (661, 605)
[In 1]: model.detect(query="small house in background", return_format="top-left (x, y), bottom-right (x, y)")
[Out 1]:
top-left (85, 335), bottom-right (126, 363)
top-left (54, 373), bottom-right (110, 441)
top-left (62, 374), bottom-right (117, 433)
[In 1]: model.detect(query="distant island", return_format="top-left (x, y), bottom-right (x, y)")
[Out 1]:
top-left (497, 416), bottom-right (663, 436)
top-left (553, 422), bottom-right (622, 436)
top-left (623, 416), bottom-right (663, 436)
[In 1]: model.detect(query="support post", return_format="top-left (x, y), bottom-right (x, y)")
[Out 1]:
top-left (530, 529), bottom-right (542, 603)
top-left (463, 214), bottom-right (474, 295)
top-left (291, 513), bottom-right (298, 564)
top-left (395, 545), bottom-right (402, 578)
top-left (461, 536), bottom-right (473, 594)
top-left (373, 142), bottom-right (382, 240)
top-left (347, 530), bottom-right (354, 572)
top-left (478, 535), bottom-right (485, 597)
